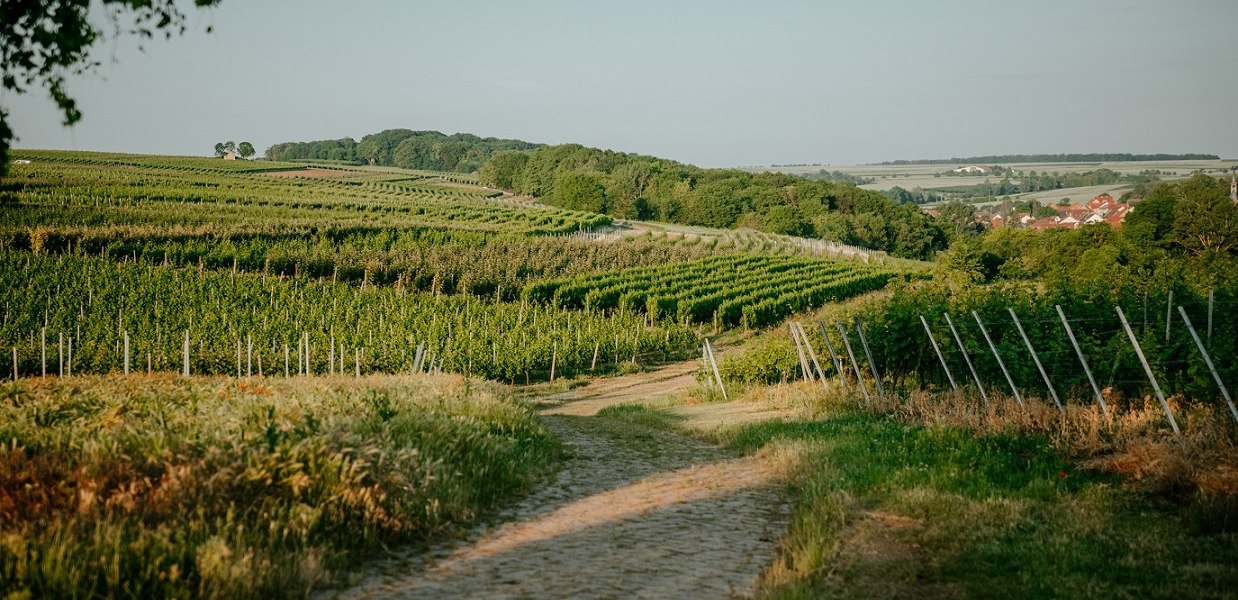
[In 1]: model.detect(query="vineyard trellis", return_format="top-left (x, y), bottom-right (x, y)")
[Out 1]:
top-left (781, 287), bottom-right (1238, 434)
top-left (0, 253), bottom-right (699, 383)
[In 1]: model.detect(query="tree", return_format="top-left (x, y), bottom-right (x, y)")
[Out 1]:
top-left (1172, 173), bottom-right (1238, 256)
top-left (552, 170), bottom-right (608, 213)
top-left (237, 141), bottom-right (254, 159)
top-left (213, 142), bottom-right (226, 157)
top-left (1122, 182), bottom-right (1176, 248)
top-left (1, 0), bottom-right (222, 175)
top-left (478, 151), bottom-right (529, 189)
top-left (761, 205), bottom-right (810, 236)
top-left (937, 200), bottom-right (979, 239)
top-left (682, 181), bottom-right (743, 228)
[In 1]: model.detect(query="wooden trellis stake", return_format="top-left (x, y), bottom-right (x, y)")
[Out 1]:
top-left (705, 338), bottom-right (727, 400)
top-left (920, 315), bottom-right (957, 391)
top-left (1116, 306), bottom-right (1179, 436)
top-left (1177, 306), bottom-right (1236, 423)
top-left (1009, 308), bottom-right (1061, 411)
top-left (797, 323), bottom-right (829, 390)
top-left (944, 313), bottom-right (987, 404)
top-left (972, 311), bottom-right (1022, 407)
top-left (817, 321), bottom-right (849, 392)
top-left (1056, 305), bottom-right (1107, 417)
top-left (855, 318), bottom-right (886, 401)
top-left (1165, 290), bottom-right (1173, 343)
top-left (789, 323), bottom-right (813, 382)
top-left (837, 322), bottom-right (870, 403)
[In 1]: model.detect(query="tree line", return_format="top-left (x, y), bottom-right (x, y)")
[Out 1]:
top-left (264, 130), bottom-right (540, 172)
top-left (886, 168), bottom-right (1164, 204)
top-left (479, 144), bottom-right (947, 260)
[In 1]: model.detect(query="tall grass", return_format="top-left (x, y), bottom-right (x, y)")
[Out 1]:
top-left (860, 389), bottom-right (1238, 498)
top-left (0, 374), bottom-right (557, 598)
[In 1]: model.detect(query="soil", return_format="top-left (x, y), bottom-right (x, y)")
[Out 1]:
top-left (324, 361), bottom-right (793, 599)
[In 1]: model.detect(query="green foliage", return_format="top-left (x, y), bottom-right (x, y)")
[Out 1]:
top-left (1123, 183), bottom-right (1177, 247)
top-left (0, 0), bottom-right (222, 176)
top-left (266, 130), bottom-right (540, 172)
top-left (552, 170), bottom-right (608, 213)
top-left (761, 205), bottom-right (811, 236)
top-left (716, 414), bottom-right (1235, 598)
top-left (0, 252), bottom-right (699, 381)
top-left (523, 254), bottom-right (900, 330)
top-left (1173, 173), bottom-right (1238, 257)
top-left (477, 151), bottom-right (529, 189)
top-left (264, 137), bottom-right (359, 163)
top-left (478, 143), bottom-right (948, 260)
top-left (719, 336), bottom-right (799, 384)
top-left (799, 169), bottom-right (875, 186)
top-left (957, 175), bottom-right (1238, 292)
top-left (2, 151), bottom-right (611, 244)
top-left (936, 200), bottom-right (981, 240)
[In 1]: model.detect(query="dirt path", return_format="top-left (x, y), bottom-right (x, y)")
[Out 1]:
top-left (326, 362), bottom-right (792, 599)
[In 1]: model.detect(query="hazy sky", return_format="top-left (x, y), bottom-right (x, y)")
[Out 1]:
top-left (5, 0), bottom-right (1237, 167)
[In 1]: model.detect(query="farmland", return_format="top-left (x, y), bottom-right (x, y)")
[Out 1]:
top-left (0, 150), bottom-right (921, 597)
top-left (1, 149), bottom-right (1235, 598)
top-left (757, 158), bottom-right (1238, 207)
top-left (0, 152), bottom-right (906, 384)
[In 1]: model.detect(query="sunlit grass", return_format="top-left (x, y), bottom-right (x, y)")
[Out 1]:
top-left (720, 411), bottom-right (1236, 598)
top-left (596, 385), bottom-right (1237, 598)
top-left (0, 374), bottom-right (557, 598)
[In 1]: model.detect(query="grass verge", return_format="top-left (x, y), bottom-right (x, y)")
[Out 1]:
top-left (0, 374), bottom-right (557, 599)
top-left (596, 388), bottom-right (1237, 598)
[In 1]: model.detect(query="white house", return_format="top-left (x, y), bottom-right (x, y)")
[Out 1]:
top-left (951, 165), bottom-right (990, 174)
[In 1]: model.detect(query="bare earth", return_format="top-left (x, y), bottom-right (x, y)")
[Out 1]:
top-left (325, 362), bottom-right (792, 599)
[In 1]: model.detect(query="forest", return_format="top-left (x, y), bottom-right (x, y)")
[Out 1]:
top-left (264, 129), bottom-right (539, 172)
top-left (479, 144), bottom-right (948, 260)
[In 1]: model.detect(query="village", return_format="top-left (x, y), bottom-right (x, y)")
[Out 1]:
top-left (982, 192), bottom-right (1132, 230)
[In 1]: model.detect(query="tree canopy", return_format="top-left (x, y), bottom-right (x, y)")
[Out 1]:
top-left (478, 143), bottom-right (948, 260)
top-left (0, 0), bottom-right (222, 176)
top-left (265, 129), bottom-right (539, 171)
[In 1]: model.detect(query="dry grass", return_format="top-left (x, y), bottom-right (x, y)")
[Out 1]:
top-left (862, 389), bottom-right (1238, 497)
top-left (0, 374), bottom-right (557, 599)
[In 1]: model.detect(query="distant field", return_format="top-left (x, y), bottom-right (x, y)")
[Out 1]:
top-left (753, 159), bottom-right (1237, 206)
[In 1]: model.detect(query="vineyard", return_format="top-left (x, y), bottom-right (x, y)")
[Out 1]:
top-left (0, 253), bottom-right (703, 382)
top-left (525, 254), bottom-right (901, 329)
top-left (0, 152), bottom-right (913, 384)
top-left (719, 280), bottom-right (1238, 427)
top-left (1, 151), bottom-right (611, 242)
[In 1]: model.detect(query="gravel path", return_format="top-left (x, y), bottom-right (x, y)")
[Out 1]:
top-left (327, 365), bottom-right (791, 599)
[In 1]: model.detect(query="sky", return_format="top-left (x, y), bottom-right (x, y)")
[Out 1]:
top-left (5, 0), bottom-right (1238, 167)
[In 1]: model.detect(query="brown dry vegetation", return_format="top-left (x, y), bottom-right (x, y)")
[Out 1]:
top-left (0, 374), bottom-right (557, 599)
top-left (860, 389), bottom-right (1238, 498)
